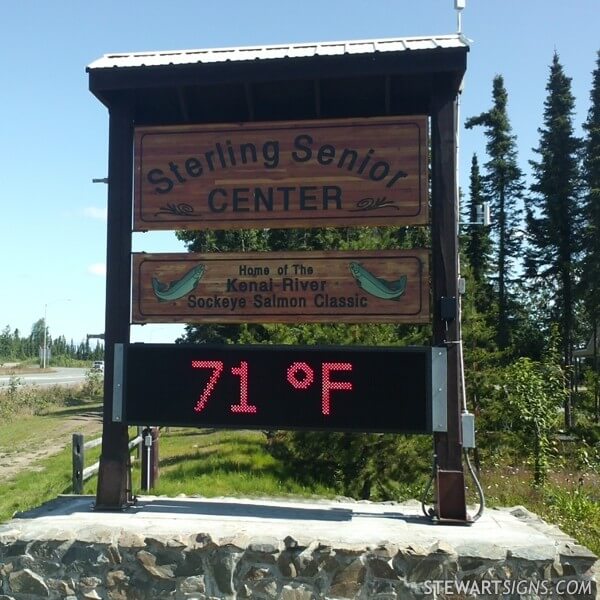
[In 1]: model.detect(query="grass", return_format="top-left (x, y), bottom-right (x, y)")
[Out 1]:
top-left (470, 464), bottom-right (600, 556)
top-left (0, 357), bottom-right (94, 372)
top-left (0, 386), bottom-right (103, 522)
top-left (1, 403), bottom-right (598, 558)
top-left (0, 428), bottom-right (104, 522)
top-left (81, 433), bottom-right (600, 557)
top-left (0, 448), bottom-right (84, 521)
top-left (0, 400), bottom-right (101, 452)
top-left (150, 428), bottom-right (336, 499)
top-left (0, 424), bottom-right (335, 523)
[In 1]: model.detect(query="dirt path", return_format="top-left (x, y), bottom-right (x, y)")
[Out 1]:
top-left (0, 409), bottom-right (103, 482)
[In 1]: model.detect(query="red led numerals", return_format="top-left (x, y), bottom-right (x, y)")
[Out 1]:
top-left (191, 360), bottom-right (224, 413)
top-left (191, 359), bottom-right (257, 414)
top-left (192, 357), bottom-right (353, 418)
top-left (230, 361), bottom-right (257, 414)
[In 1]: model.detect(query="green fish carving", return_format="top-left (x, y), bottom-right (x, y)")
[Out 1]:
top-left (349, 262), bottom-right (407, 301)
top-left (152, 264), bottom-right (205, 302)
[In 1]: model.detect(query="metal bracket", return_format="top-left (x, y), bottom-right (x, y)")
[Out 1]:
top-left (112, 343), bottom-right (124, 423)
top-left (431, 348), bottom-right (448, 432)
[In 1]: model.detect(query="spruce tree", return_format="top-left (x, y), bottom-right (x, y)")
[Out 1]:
top-left (581, 50), bottom-right (600, 422)
top-left (526, 52), bottom-right (583, 428)
top-left (465, 75), bottom-right (525, 349)
top-left (0, 326), bottom-right (14, 359)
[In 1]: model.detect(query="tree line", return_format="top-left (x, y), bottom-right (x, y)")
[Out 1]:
top-left (0, 320), bottom-right (103, 363)
top-left (171, 50), bottom-right (600, 498)
top-left (463, 50), bottom-right (600, 429)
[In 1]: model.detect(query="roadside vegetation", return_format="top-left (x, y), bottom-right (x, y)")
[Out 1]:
top-left (0, 369), bottom-right (102, 422)
top-left (0, 371), bottom-right (103, 520)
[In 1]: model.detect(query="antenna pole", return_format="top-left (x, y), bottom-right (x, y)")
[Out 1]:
top-left (454, 0), bottom-right (466, 34)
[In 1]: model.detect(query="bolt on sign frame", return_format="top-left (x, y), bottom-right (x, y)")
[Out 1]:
top-left (87, 35), bottom-right (469, 521)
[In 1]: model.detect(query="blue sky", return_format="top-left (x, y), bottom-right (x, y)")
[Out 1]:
top-left (1, 0), bottom-right (598, 346)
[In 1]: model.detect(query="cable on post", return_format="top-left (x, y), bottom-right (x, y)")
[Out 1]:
top-left (421, 453), bottom-right (438, 519)
top-left (142, 427), bottom-right (153, 492)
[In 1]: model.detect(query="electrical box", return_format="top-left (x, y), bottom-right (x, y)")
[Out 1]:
top-left (455, 0), bottom-right (466, 9)
top-left (441, 297), bottom-right (457, 321)
top-left (462, 412), bottom-right (476, 448)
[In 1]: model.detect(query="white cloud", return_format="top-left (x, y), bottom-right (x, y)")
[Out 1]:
top-left (88, 263), bottom-right (106, 276)
top-left (83, 206), bottom-right (107, 221)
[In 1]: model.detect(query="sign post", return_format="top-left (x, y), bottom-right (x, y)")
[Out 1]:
top-left (94, 100), bottom-right (135, 510)
top-left (88, 34), bottom-right (468, 519)
top-left (431, 91), bottom-right (467, 522)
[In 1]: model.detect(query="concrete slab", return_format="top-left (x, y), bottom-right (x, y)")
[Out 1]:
top-left (0, 495), bottom-right (577, 558)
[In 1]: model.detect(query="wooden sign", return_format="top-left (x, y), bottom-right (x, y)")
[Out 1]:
top-left (134, 116), bottom-right (428, 231)
top-left (132, 250), bottom-right (429, 324)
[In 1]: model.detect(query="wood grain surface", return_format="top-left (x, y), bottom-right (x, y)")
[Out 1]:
top-left (134, 116), bottom-right (428, 231)
top-left (132, 250), bottom-right (430, 324)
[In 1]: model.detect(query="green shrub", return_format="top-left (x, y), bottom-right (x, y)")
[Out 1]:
top-left (543, 483), bottom-right (600, 552)
top-left (0, 377), bottom-right (101, 423)
top-left (266, 431), bottom-right (430, 500)
top-left (501, 356), bottom-right (566, 485)
top-left (82, 369), bottom-right (103, 399)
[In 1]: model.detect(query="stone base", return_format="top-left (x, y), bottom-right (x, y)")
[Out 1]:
top-left (0, 495), bottom-right (597, 599)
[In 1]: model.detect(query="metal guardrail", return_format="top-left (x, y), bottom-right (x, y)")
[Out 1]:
top-left (72, 432), bottom-right (143, 494)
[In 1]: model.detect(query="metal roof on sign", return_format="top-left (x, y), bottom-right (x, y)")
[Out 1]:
top-left (87, 34), bottom-right (469, 70)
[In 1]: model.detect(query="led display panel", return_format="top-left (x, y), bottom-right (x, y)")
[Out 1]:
top-left (116, 344), bottom-right (446, 434)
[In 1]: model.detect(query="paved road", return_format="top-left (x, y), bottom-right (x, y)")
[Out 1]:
top-left (0, 367), bottom-right (89, 388)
